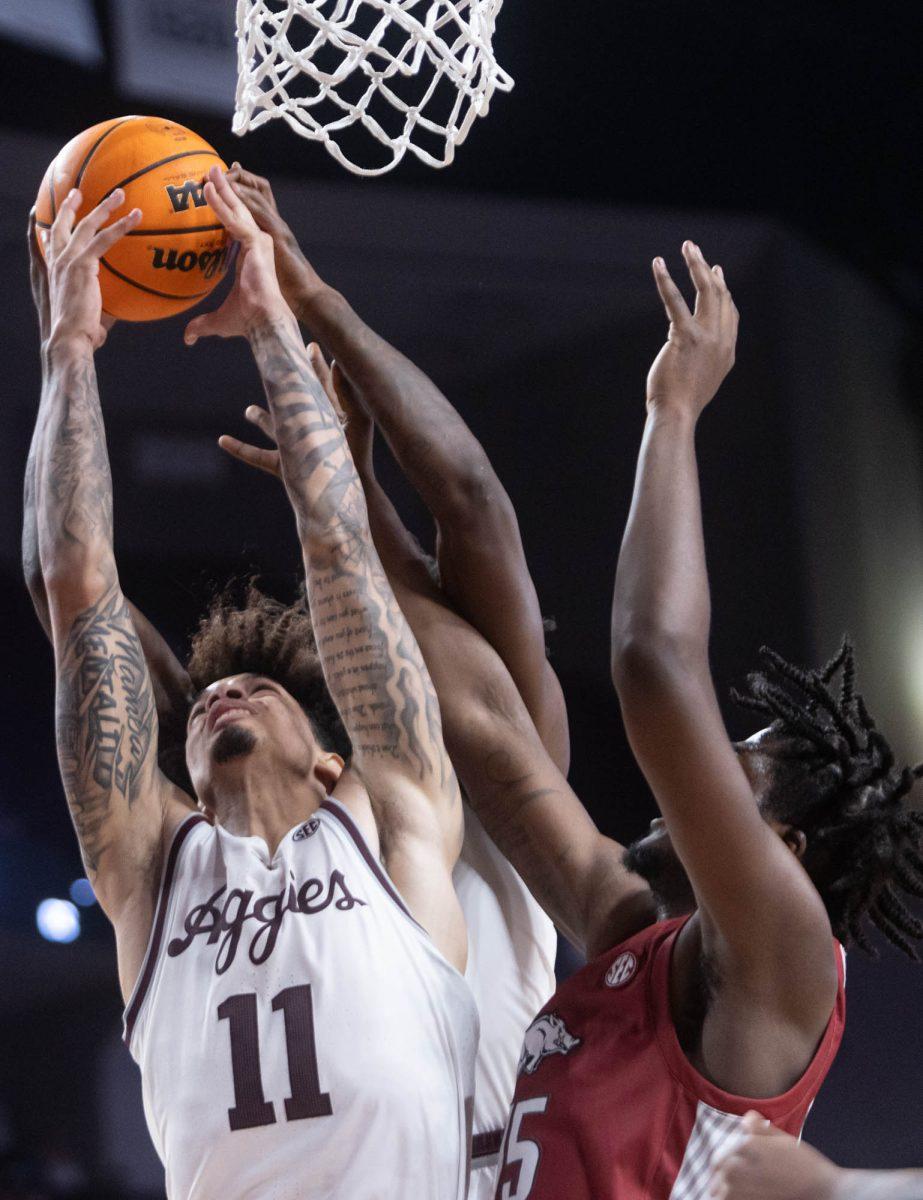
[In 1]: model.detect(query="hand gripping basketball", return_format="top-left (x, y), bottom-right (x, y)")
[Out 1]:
top-left (43, 188), bottom-right (141, 351)
top-left (184, 167), bottom-right (290, 345)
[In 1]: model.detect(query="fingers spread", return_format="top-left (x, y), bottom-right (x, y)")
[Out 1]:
top-left (244, 405), bottom-right (277, 442)
top-left (682, 241), bottom-right (721, 321)
top-left (218, 434), bottom-right (280, 478)
top-left (184, 311), bottom-right (230, 344)
top-left (70, 188), bottom-right (128, 253)
top-left (49, 188), bottom-right (81, 257)
top-left (652, 256), bottom-right (692, 326)
top-left (92, 208), bottom-right (143, 257)
top-left (228, 163), bottom-right (265, 191)
top-left (204, 165), bottom-right (258, 241)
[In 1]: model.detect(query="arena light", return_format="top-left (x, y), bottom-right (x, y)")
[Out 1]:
top-left (36, 898), bottom-right (81, 944)
top-left (69, 878), bottom-right (97, 908)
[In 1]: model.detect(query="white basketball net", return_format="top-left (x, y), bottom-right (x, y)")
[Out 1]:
top-left (233, 0), bottom-right (513, 176)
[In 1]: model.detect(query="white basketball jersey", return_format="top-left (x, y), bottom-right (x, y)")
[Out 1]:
top-left (125, 801), bottom-right (478, 1200)
top-left (453, 804), bottom-right (557, 1200)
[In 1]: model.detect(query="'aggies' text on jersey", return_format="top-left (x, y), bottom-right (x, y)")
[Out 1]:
top-left (125, 801), bottom-right (478, 1200)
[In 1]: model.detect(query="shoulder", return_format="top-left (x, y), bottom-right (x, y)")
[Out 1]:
top-left (328, 770), bottom-right (380, 857)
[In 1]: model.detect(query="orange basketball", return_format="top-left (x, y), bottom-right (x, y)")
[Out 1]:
top-left (35, 116), bottom-right (231, 322)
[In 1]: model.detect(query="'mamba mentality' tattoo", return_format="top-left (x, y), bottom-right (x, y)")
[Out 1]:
top-left (56, 585), bottom-right (157, 872)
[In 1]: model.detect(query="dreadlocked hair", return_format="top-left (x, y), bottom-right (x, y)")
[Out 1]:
top-left (186, 580), bottom-right (351, 764)
top-left (731, 637), bottom-right (923, 959)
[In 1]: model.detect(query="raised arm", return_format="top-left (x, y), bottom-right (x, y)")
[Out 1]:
top-left (227, 166), bottom-right (569, 773)
top-left (611, 244), bottom-right (835, 1011)
top-left (24, 213), bottom-right (194, 791)
top-left (31, 191), bottom-right (188, 998)
top-left (219, 355), bottom-right (655, 958)
top-left (186, 168), bottom-right (465, 965)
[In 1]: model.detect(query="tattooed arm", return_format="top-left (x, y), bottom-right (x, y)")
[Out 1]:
top-left (228, 166), bottom-right (569, 773)
top-left (24, 213), bottom-right (194, 788)
top-left (218, 364), bottom-right (655, 957)
top-left (187, 168), bottom-right (465, 965)
top-left (34, 190), bottom-right (190, 1000)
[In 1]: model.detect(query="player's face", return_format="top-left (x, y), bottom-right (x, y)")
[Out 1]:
top-left (622, 819), bottom-right (696, 914)
top-left (622, 727), bottom-right (781, 913)
top-left (185, 673), bottom-right (331, 797)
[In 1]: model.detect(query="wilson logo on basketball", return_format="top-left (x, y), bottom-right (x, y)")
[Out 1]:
top-left (166, 179), bottom-right (208, 212)
top-left (605, 951), bottom-right (638, 988)
top-left (151, 245), bottom-right (229, 280)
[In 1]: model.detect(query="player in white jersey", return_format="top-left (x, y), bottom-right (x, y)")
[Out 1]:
top-left (125, 798), bottom-right (476, 1199)
top-left (221, 165), bottom-right (569, 1199)
top-left (27, 172), bottom-right (476, 1199)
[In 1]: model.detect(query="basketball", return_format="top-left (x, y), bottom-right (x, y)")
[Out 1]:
top-left (34, 116), bottom-right (230, 322)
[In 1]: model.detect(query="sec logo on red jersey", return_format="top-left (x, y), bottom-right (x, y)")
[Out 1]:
top-left (604, 951), bottom-right (637, 988)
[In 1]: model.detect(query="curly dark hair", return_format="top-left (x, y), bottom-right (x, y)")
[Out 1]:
top-left (185, 581), bottom-right (351, 763)
top-left (732, 638), bottom-right (923, 958)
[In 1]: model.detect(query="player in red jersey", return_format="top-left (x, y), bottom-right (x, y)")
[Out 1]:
top-left (491, 244), bottom-right (923, 1200)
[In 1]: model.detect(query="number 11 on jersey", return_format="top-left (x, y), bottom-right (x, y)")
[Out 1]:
top-left (218, 983), bottom-right (332, 1132)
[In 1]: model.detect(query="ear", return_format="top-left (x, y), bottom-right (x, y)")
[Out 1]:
top-left (314, 752), bottom-right (345, 793)
top-left (779, 824), bottom-right (807, 860)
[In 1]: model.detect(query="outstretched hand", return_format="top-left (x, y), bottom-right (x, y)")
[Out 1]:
top-left (647, 241), bottom-right (738, 419)
top-left (226, 163), bottom-right (324, 312)
top-left (41, 189), bottom-right (139, 351)
top-left (711, 1112), bottom-right (842, 1200)
top-left (28, 209), bottom-right (118, 348)
top-left (184, 166), bottom-right (291, 345)
top-left (218, 345), bottom-right (370, 478)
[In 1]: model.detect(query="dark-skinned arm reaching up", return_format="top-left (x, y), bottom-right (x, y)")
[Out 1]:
top-left (611, 243), bottom-right (837, 1097)
top-left (223, 165), bottom-right (569, 774)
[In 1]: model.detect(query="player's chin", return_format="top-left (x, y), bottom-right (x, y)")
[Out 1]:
top-left (211, 723), bottom-right (259, 765)
top-left (622, 826), bottom-right (674, 879)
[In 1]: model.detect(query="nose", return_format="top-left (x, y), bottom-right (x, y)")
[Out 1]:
top-left (205, 683), bottom-right (246, 710)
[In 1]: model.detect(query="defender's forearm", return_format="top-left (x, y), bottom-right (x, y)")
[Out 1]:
top-left (611, 406), bottom-right (710, 673)
top-left (248, 315), bottom-right (452, 785)
top-left (299, 286), bottom-right (499, 519)
top-left (33, 339), bottom-right (116, 598)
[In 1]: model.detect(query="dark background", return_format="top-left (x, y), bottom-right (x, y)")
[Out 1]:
top-left (0, 1), bottom-right (921, 1195)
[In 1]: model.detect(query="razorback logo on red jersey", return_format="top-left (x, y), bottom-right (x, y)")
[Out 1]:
top-left (517, 1011), bottom-right (581, 1075)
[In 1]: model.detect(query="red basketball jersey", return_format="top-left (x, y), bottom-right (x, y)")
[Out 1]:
top-left (495, 916), bottom-right (846, 1200)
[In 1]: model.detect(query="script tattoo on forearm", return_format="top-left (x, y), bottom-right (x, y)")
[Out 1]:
top-left (35, 351), bottom-right (114, 560)
top-left (249, 318), bottom-right (456, 795)
top-left (34, 346), bottom-right (157, 877)
top-left (56, 585), bottom-right (157, 873)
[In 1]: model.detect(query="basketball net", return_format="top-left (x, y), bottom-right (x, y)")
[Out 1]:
top-left (233, 0), bottom-right (513, 176)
